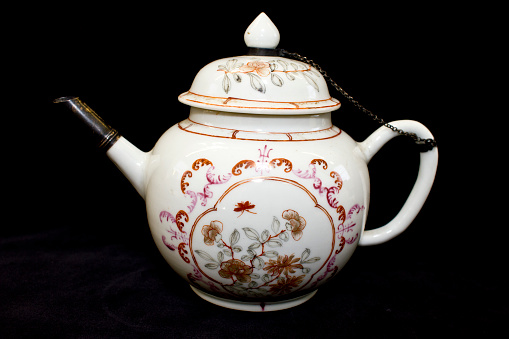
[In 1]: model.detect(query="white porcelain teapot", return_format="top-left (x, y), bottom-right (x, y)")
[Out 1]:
top-left (55, 13), bottom-right (438, 312)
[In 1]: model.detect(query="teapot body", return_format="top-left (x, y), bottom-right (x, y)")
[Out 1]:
top-left (144, 108), bottom-right (369, 310)
top-left (55, 13), bottom-right (437, 312)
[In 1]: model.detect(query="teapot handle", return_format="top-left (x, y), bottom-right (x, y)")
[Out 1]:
top-left (357, 120), bottom-right (438, 246)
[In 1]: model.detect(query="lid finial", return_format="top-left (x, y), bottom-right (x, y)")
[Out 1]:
top-left (244, 12), bottom-right (280, 49)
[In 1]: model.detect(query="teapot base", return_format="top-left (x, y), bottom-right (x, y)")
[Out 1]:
top-left (190, 286), bottom-right (317, 312)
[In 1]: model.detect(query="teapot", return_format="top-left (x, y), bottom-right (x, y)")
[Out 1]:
top-left (55, 13), bottom-right (438, 312)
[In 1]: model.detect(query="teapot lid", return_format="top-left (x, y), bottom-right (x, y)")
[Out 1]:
top-left (178, 13), bottom-right (340, 114)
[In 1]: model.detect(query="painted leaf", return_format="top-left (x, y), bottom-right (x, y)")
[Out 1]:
top-left (277, 59), bottom-right (288, 70)
top-left (263, 250), bottom-right (278, 258)
top-left (232, 245), bottom-right (243, 253)
top-left (205, 263), bottom-right (219, 269)
top-left (271, 217), bottom-right (280, 233)
top-left (248, 73), bottom-right (266, 93)
top-left (248, 281), bottom-right (258, 288)
top-left (279, 232), bottom-right (290, 242)
top-left (223, 74), bottom-right (231, 94)
top-left (310, 69), bottom-right (321, 77)
top-left (250, 273), bottom-right (260, 279)
top-left (261, 230), bottom-right (270, 243)
top-left (271, 73), bottom-right (283, 87)
top-left (248, 242), bottom-right (261, 250)
top-left (302, 257), bottom-right (321, 264)
top-left (262, 274), bottom-right (271, 282)
top-left (217, 251), bottom-right (224, 263)
top-left (266, 239), bottom-right (283, 248)
top-left (301, 248), bottom-right (311, 261)
top-left (303, 72), bottom-right (320, 91)
top-left (230, 229), bottom-right (240, 246)
top-left (253, 257), bottom-right (264, 270)
top-left (195, 250), bottom-right (216, 262)
top-left (226, 59), bottom-right (236, 70)
top-left (243, 227), bottom-right (260, 241)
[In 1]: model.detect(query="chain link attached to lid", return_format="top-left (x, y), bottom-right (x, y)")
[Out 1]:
top-left (281, 50), bottom-right (437, 152)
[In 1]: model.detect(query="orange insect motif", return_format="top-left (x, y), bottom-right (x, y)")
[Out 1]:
top-left (234, 201), bottom-right (257, 217)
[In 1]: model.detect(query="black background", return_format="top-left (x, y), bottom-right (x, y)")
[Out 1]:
top-left (3, 2), bottom-right (505, 338)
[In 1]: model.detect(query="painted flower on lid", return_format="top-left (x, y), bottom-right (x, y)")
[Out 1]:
top-left (282, 209), bottom-right (306, 241)
top-left (218, 259), bottom-right (254, 283)
top-left (240, 61), bottom-right (271, 77)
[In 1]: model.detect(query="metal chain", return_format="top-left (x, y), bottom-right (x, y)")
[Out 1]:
top-left (281, 50), bottom-right (437, 151)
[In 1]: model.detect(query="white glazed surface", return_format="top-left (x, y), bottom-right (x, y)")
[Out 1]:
top-left (244, 12), bottom-right (280, 49)
top-left (106, 108), bottom-right (437, 310)
top-left (145, 109), bottom-right (367, 302)
top-left (178, 56), bottom-right (341, 114)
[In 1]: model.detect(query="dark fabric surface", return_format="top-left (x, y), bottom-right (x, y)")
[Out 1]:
top-left (1, 210), bottom-right (505, 338)
top-left (5, 2), bottom-right (504, 338)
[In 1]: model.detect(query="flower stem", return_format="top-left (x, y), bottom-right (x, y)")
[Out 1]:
top-left (260, 230), bottom-right (286, 254)
top-left (221, 240), bottom-right (234, 258)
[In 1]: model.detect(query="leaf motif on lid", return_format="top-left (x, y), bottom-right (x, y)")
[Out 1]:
top-left (222, 74), bottom-right (231, 94)
top-left (247, 73), bottom-right (266, 93)
top-left (302, 72), bottom-right (319, 92)
top-left (271, 73), bottom-right (284, 87)
top-left (216, 58), bottom-right (321, 94)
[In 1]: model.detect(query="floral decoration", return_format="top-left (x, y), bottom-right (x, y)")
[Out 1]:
top-left (264, 254), bottom-right (303, 276)
top-left (218, 259), bottom-right (254, 283)
top-left (158, 145), bottom-right (365, 299)
top-left (202, 220), bottom-right (223, 246)
top-left (194, 210), bottom-right (321, 298)
top-left (217, 58), bottom-right (320, 94)
top-left (282, 209), bottom-right (306, 241)
top-left (268, 275), bottom-right (305, 295)
top-left (240, 61), bottom-right (271, 77)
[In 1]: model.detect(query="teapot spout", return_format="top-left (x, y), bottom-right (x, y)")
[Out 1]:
top-left (54, 97), bottom-right (149, 198)
top-left (54, 96), bottom-right (121, 150)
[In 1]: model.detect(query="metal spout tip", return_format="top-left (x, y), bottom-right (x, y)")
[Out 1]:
top-left (54, 96), bottom-right (120, 151)
top-left (54, 96), bottom-right (78, 104)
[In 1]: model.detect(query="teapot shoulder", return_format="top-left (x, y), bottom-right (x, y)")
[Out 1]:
top-left (151, 119), bottom-right (361, 146)
top-left (149, 121), bottom-right (365, 164)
